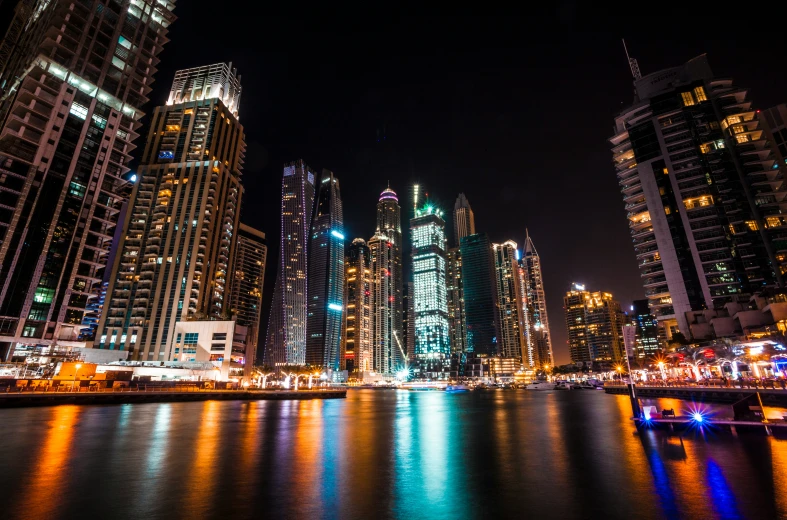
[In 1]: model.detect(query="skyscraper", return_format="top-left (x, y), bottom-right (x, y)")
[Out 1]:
top-left (229, 223), bottom-right (267, 366)
top-left (492, 240), bottom-right (526, 362)
top-left (0, 0), bottom-right (175, 360)
top-left (630, 299), bottom-right (660, 360)
top-left (264, 160), bottom-right (316, 367)
top-left (343, 238), bottom-right (372, 374)
top-left (453, 193), bottom-right (476, 247)
top-left (403, 281), bottom-right (415, 361)
top-left (522, 232), bottom-right (553, 366)
top-left (446, 246), bottom-right (466, 354)
top-left (564, 284), bottom-right (626, 364)
top-left (411, 203), bottom-right (450, 378)
top-left (305, 170), bottom-right (344, 372)
top-left (368, 187), bottom-right (403, 377)
top-left (460, 233), bottom-right (499, 356)
top-left (611, 55), bottom-right (785, 340)
top-left (96, 62), bottom-right (244, 360)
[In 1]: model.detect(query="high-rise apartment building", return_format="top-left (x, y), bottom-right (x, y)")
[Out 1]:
top-left (411, 203), bottom-right (450, 377)
top-left (453, 193), bottom-right (475, 247)
top-left (611, 55), bottom-right (785, 339)
top-left (368, 187), bottom-right (403, 377)
top-left (522, 232), bottom-right (552, 366)
top-left (758, 104), bottom-right (787, 276)
top-left (446, 246), bottom-right (466, 353)
top-left (460, 233), bottom-right (499, 355)
top-left (564, 284), bottom-right (626, 364)
top-left (0, 0), bottom-right (175, 360)
top-left (305, 170), bottom-right (344, 372)
top-left (343, 238), bottom-right (371, 374)
top-left (97, 62), bottom-right (244, 361)
top-left (630, 299), bottom-right (660, 360)
top-left (403, 281), bottom-right (415, 361)
top-left (229, 223), bottom-right (266, 365)
top-left (493, 240), bottom-right (527, 362)
top-left (264, 160), bottom-right (316, 367)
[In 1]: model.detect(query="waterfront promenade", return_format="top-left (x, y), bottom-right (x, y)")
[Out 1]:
top-left (0, 387), bottom-right (346, 408)
top-left (604, 382), bottom-right (787, 406)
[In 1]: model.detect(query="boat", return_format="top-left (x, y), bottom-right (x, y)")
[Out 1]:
top-left (524, 381), bottom-right (553, 390)
top-left (445, 384), bottom-right (470, 393)
top-left (554, 381), bottom-right (573, 390)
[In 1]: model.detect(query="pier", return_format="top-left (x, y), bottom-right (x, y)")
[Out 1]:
top-left (604, 383), bottom-right (787, 406)
top-left (0, 387), bottom-right (347, 408)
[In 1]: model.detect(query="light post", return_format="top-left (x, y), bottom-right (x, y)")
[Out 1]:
top-left (616, 365), bottom-right (624, 383)
top-left (657, 361), bottom-right (666, 381)
top-left (73, 363), bottom-right (82, 392)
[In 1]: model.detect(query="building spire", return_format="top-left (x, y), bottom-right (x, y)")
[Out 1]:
top-left (622, 39), bottom-right (642, 80)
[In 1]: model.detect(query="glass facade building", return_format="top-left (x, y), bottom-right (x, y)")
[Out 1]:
top-left (305, 170), bottom-right (344, 371)
top-left (0, 0), bottom-right (175, 359)
top-left (453, 193), bottom-right (475, 247)
top-left (522, 232), bottom-right (553, 367)
top-left (446, 246), bottom-right (466, 354)
top-left (343, 238), bottom-right (371, 374)
top-left (97, 62), bottom-right (244, 361)
top-left (411, 204), bottom-right (450, 378)
top-left (630, 299), bottom-right (659, 360)
top-left (459, 233), bottom-right (499, 356)
top-left (264, 160), bottom-right (316, 367)
top-left (493, 240), bottom-right (527, 362)
top-left (229, 223), bottom-right (266, 366)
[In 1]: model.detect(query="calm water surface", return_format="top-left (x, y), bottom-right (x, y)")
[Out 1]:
top-left (0, 389), bottom-right (785, 520)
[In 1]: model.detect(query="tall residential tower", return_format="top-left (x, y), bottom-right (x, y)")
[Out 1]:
top-left (343, 238), bottom-right (372, 374)
top-left (493, 240), bottom-right (527, 362)
top-left (522, 232), bottom-right (553, 367)
top-left (453, 193), bottom-right (476, 247)
top-left (229, 223), bottom-right (267, 365)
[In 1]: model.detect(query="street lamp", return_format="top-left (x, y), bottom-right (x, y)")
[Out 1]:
top-left (73, 363), bottom-right (82, 392)
top-left (616, 365), bottom-right (623, 382)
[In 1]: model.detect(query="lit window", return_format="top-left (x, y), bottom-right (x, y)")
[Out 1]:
top-left (69, 103), bottom-right (88, 120)
top-left (700, 143), bottom-right (711, 154)
top-left (681, 92), bottom-right (695, 106)
top-left (767, 217), bottom-right (782, 228)
top-left (745, 220), bottom-right (759, 231)
top-left (693, 86), bottom-right (708, 102)
top-left (664, 206), bottom-right (671, 215)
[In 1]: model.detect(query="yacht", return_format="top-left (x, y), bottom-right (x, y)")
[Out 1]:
top-left (524, 381), bottom-right (553, 391)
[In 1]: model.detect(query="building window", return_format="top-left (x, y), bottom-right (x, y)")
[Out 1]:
top-left (183, 333), bottom-right (199, 345)
top-left (693, 86), bottom-right (708, 102)
top-left (212, 333), bottom-right (227, 340)
top-left (681, 92), bottom-right (695, 106)
top-left (745, 220), bottom-right (759, 231)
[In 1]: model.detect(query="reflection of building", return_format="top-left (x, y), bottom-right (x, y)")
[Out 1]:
top-left (630, 299), bottom-right (659, 359)
top-left (229, 224), bottom-right (266, 367)
top-left (305, 170), bottom-right (344, 371)
top-left (492, 241), bottom-right (526, 362)
top-left (172, 320), bottom-right (252, 381)
top-left (610, 55), bottom-right (785, 342)
top-left (343, 239), bottom-right (372, 373)
top-left (411, 203), bottom-right (450, 378)
top-left (446, 247), bottom-right (466, 353)
top-left (460, 233), bottom-right (499, 355)
top-left (564, 284), bottom-right (626, 363)
top-left (0, 1), bottom-right (174, 359)
top-left (369, 187), bottom-right (403, 377)
top-left (264, 160), bottom-right (317, 367)
top-left (453, 193), bottom-right (476, 246)
top-left (97, 63), bottom-right (244, 362)
top-left (522, 232), bottom-right (552, 366)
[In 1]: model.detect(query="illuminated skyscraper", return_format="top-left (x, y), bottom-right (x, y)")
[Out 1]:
top-left (453, 193), bottom-right (476, 247)
top-left (264, 160), bottom-right (316, 367)
top-left (630, 299), bottom-right (660, 360)
top-left (564, 284), bottom-right (626, 364)
top-left (343, 239), bottom-right (372, 373)
top-left (0, 0), bottom-right (175, 359)
top-left (522, 231), bottom-right (553, 366)
top-left (368, 187), bottom-right (403, 377)
top-left (305, 170), bottom-right (344, 371)
top-left (411, 203), bottom-right (450, 378)
top-left (611, 55), bottom-right (784, 340)
top-left (492, 240), bottom-right (527, 362)
top-left (460, 233), bottom-right (499, 355)
top-left (229, 223), bottom-right (267, 366)
top-left (403, 281), bottom-right (415, 360)
top-left (96, 62), bottom-right (244, 361)
top-left (446, 247), bottom-right (466, 353)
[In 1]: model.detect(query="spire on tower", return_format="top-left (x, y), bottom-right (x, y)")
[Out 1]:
top-left (622, 39), bottom-right (642, 80)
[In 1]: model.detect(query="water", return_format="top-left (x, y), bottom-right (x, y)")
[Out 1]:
top-left (0, 389), bottom-right (785, 520)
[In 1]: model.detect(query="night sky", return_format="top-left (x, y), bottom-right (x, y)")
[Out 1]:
top-left (144, 6), bottom-right (787, 364)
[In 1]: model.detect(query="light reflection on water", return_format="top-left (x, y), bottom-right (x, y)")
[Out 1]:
top-left (0, 390), bottom-right (785, 520)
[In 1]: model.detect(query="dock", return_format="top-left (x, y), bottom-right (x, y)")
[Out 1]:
top-left (633, 416), bottom-right (787, 436)
top-left (604, 384), bottom-right (787, 406)
top-left (0, 388), bottom-right (347, 408)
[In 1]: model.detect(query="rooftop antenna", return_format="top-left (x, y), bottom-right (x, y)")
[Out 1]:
top-left (622, 39), bottom-right (642, 80)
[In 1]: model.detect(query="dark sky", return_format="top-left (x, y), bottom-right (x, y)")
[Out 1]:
top-left (145, 6), bottom-right (787, 364)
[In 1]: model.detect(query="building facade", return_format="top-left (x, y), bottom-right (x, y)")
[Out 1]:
top-left (403, 281), bottom-right (415, 361)
top-left (343, 238), bottom-right (371, 374)
top-left (305, 170), bottom-right (344, 371)
top-left (453, 193), bottom-right (476, 247)
top-left (564, 284), bottom-right (590, 364)
top-left (264, 160), bottom-right (316, 367)
top-left (564, 284), bottom-right (626, 364)
top-left (446, 246), bottom-right (466, 354)
top-left (411, 204), bottom-right (450, 378)
top-left (630, 299), bottom-right (660, 360)
top-left (368, 187), bottom-right (403, 377)
top-left (96, 63), bottom-right (244, 362)
top-left (522, 232), bottom-right (553, 366)
top-left (492, 240), bottom-right (526, 362)
top-left (229, 223), bottom-right (266, 366)
top-left (611, 55), bottom-right (785, 340)
top-left (0, 0), bottom-right (175, 360)
top-left (170, 319), bottom-right (251, 381)
top-left (460, 233), bottom-right (499, 355)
